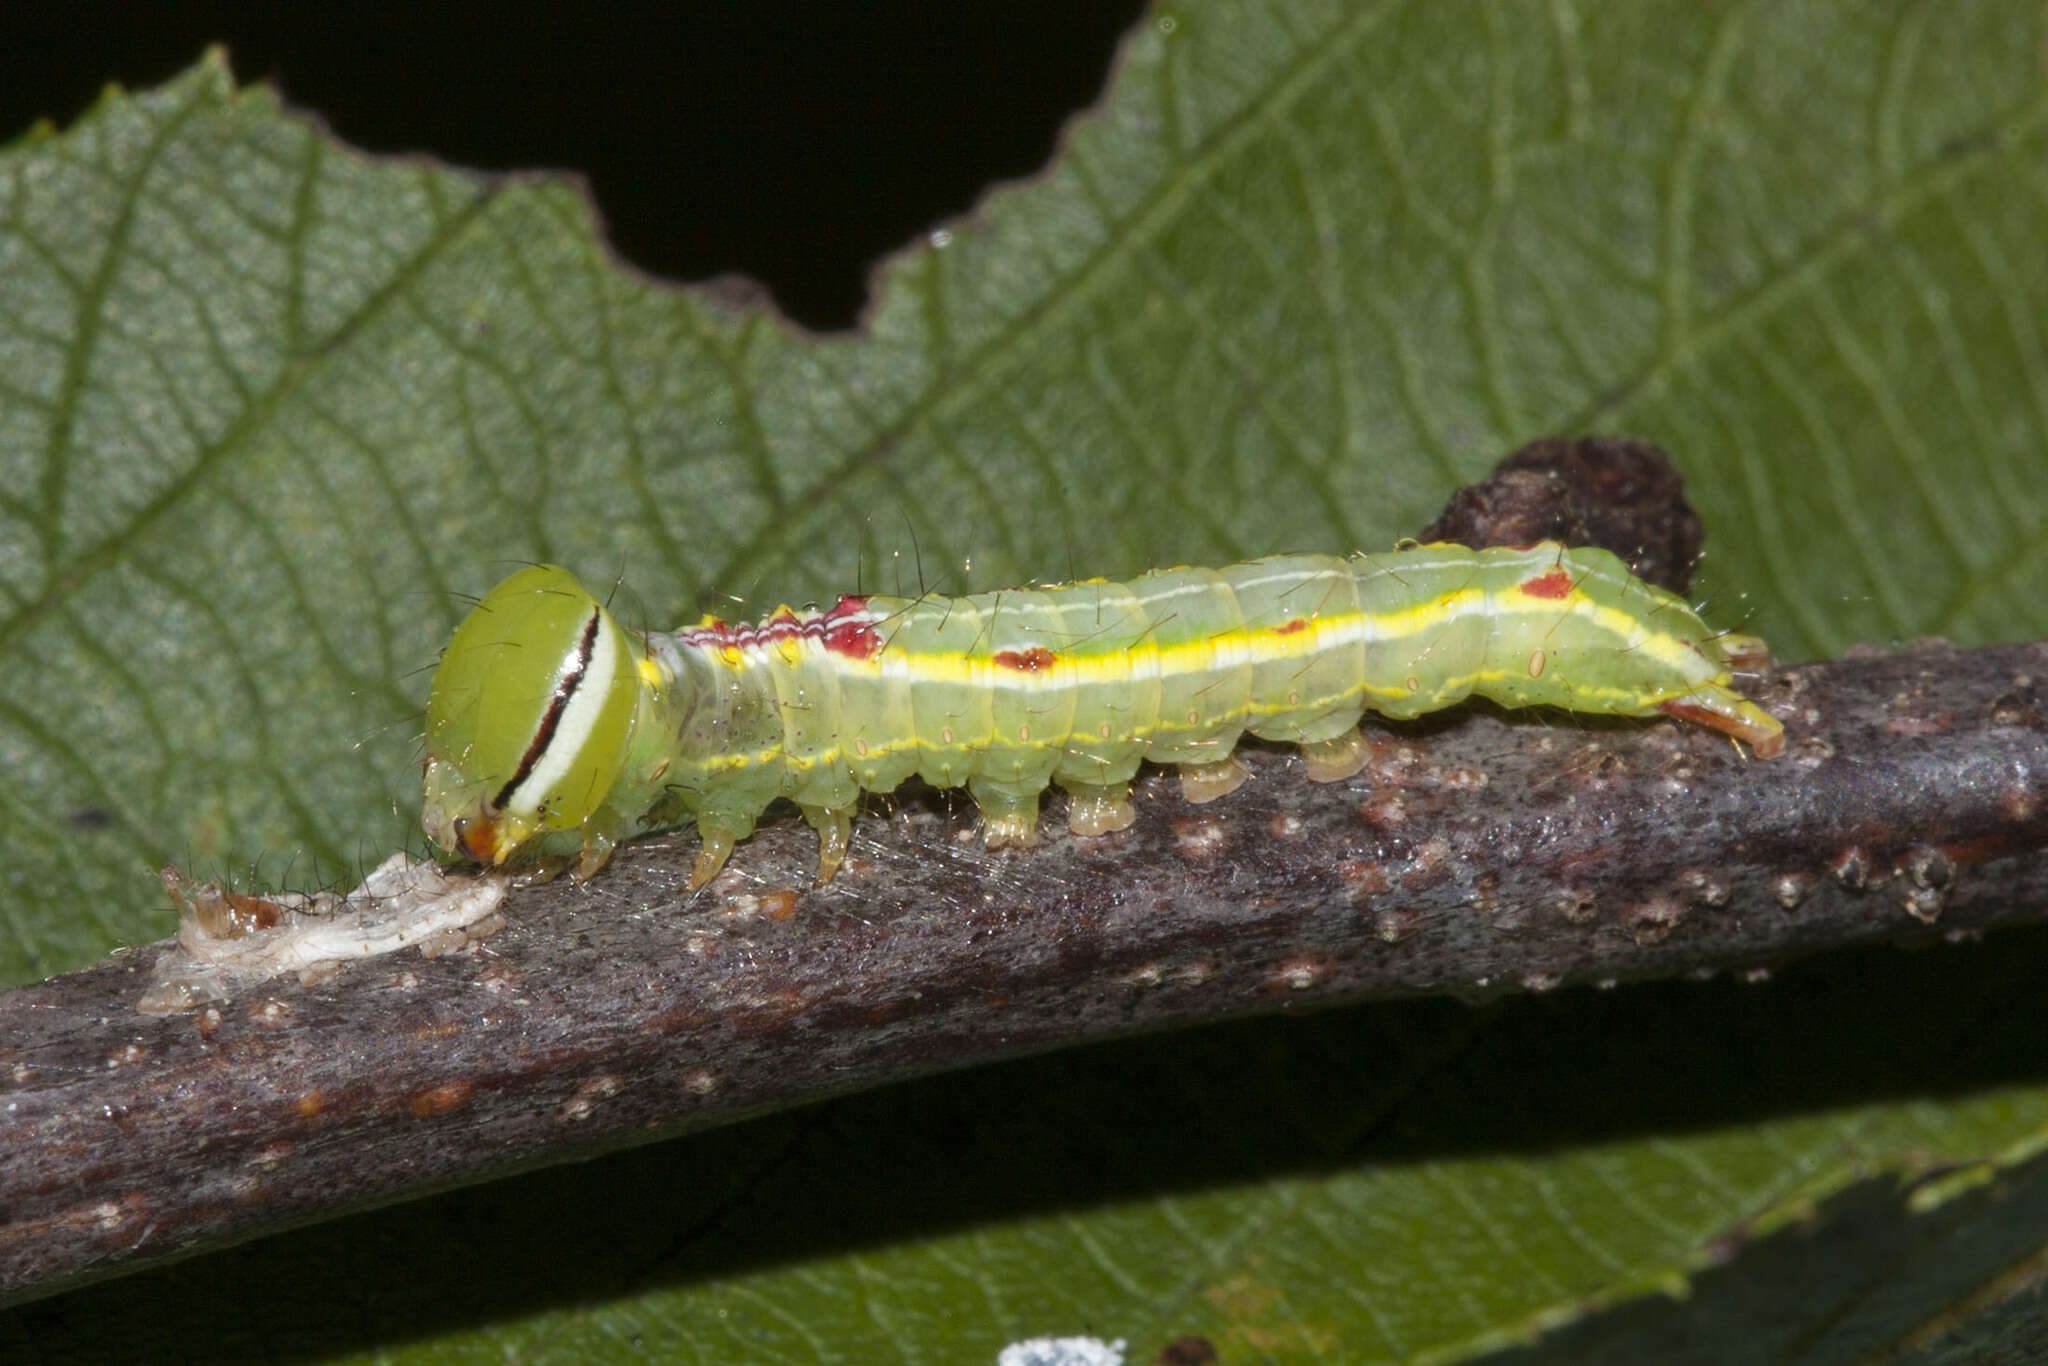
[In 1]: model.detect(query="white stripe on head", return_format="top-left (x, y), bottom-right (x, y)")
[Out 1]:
top-left (499, 609), bottom-right (621, 818)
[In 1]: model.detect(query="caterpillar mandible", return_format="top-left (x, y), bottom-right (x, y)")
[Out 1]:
top-left (421, 544), bottom-right (1784, 888)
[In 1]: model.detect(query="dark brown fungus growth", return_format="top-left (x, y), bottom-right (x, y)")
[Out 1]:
top-left (1421, 435), bottom-right (1705, 593)
top-left (1154, 1336), bottom-right (1220, 1366)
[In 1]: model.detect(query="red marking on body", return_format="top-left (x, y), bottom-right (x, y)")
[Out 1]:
top-left (1519, 568), bottom-right (1576, 599)
top-left (680, 595), bottom-right (885, 660)
top-left (822, 620), bottom-right (883, 660)
top-left (684, 618), bottom-right (734, 648)
top-left (993, 645), bottom-right (1058, 672)
top-left (821, 595), bottom-right (883, 660)
top-left (819, 622), bottom-right (876, 659)
top-left (1274, 618), bottom-right (1309, 636)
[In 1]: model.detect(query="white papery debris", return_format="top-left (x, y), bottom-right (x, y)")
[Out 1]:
top-left (137, 853), bottom-right (508, 1014)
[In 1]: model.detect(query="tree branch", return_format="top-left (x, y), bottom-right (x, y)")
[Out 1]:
top-left (4, 637), bottom-right (2047, 1305)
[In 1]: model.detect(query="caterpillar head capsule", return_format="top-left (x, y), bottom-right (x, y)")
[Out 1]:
top-left (422, 565), bottom-right (641, 868)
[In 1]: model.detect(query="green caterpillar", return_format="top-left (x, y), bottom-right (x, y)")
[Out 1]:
top-left (421, 544), bottom-right (1784, 887)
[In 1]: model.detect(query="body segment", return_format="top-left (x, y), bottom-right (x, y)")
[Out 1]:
top-left (422, 545), bottom-right (1784, 885)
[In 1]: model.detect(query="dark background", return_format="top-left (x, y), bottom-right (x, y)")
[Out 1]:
top-left (0, 2), bottom-right (1147, 331)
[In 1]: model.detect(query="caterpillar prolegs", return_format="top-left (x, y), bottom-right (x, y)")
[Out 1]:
top-left (421, 544), bottom-right (1785, 888)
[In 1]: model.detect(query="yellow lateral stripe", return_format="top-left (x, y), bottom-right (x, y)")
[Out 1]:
top-left (694, 593), bottom-right (1707, 699)
top-left (680, 587), bottom-right (1718, 777)
top-left (854, 590), bottom-right (1703, 691)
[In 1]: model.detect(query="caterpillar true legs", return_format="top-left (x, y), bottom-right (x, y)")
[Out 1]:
top-left (421, 545), bottom-right (1784, 887)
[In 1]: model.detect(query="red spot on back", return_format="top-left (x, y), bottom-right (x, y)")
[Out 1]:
top-left (993, 645), bottom-right (1058, 672)
top-left (1519, 568), bottom-right (1576, 599)
top-left (823, 622), bottom-right (882, 660)
top-left (1274, 618), bottom-right (1308, 636)
top-left (820, 597), bottom-right (882, 660)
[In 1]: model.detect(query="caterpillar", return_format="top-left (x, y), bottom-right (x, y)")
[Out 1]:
top-left (421, 544), bottom-right (1784, 887)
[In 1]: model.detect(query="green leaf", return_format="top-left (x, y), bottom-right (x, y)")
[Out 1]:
top-left (3, 1), bottom-right (2047, 1360)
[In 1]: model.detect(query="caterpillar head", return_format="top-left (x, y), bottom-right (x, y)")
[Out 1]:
top-left (422, 566), bottom-right (641, 867)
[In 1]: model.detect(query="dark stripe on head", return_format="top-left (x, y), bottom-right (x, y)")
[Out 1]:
top-left (493, 608), bottom-right (602, 811)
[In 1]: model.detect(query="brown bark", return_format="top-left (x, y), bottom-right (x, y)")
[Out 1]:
top-left (3, 638), bottom-right (2047, 1307)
